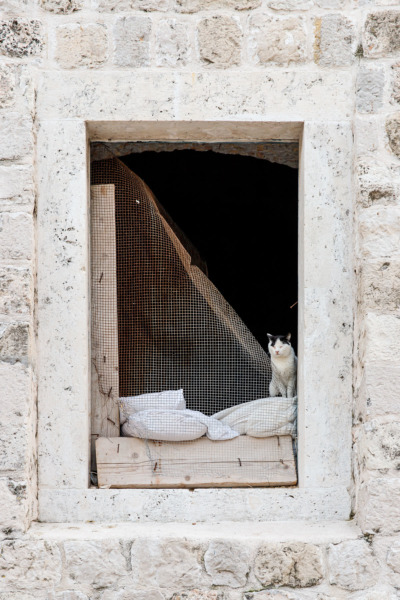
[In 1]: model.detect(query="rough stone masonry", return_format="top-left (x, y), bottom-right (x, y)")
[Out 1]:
top-left (1, 0), bottom-right (400, 598)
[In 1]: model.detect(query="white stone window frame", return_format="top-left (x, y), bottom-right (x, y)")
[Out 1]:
top-left (37, 72), bottom-right (353, 523)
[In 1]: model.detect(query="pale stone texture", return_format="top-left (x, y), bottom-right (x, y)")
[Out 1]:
top-left (101, 590), bottom-right (165, 600)
top-left (204, 540), bottom-right (251, 587)
top-left (0, 541), bottom-right (62, 590)
top-left (254, 543), bottom-right (324, 587)
top-left (0, 213), bottom-right (33, 262)
top-left (359, 206), bottom-right (400, 260)
top-left (0, 323), bottom-right (29, 361)
top-left (113, 16), bottom-right (151, 67)
top-left (0, 166), bottom-right (34, 209)
top-left (64, 541), bottom-right (127, 589)
top-left (328, 540), bottom-right (376, 591)
top-left (387, 541), bottom-right (400, 573)
top-left (358, 361), bottom-right (400, 419)
top-left (178, 0), bottom-right (260, 11)
top-left (364, 11), bottom-right (400, 57)
top-left (358, 478), bottom-right (400, 534)
top-left (0, 114), bottom-right (33, 161)
top-left (360, 261), bottom-right (400, 313)
top-left (268, 0), bottom-right (313, 9)
top-left (0, 361), bottom-right (33, 471)
top-left (0, 478), bottom-right (30, 539)
top-left (356, 67), bottom-right (384, 113)
top-left (131, 539), bottom-right (207, 588)
top-left (54, 24), bottom-right (108, 69)
top-left (197, 16), bottom-right (242, 68)
top-left (316, 0), bottom-right (345, 6)
top-left (0, 266), bottom-right (32, 318)
top-left (132, 0), bottom-right (170, 9)
top-left (40, 0), bottom-right (83, 12)
top-left (315, 15), bottom-right (356, 66)
top-left (355, 420), bottom-right (400, 470)
top-left (0, 19), bottom-right (43, 58)
top-left (249, 15), bottom-right (307, 66)
top-left (0, 64), bottom-right (15, 108)
top-left (155, 19), bottom-right (189, 67)
top-left (95, 0), bottom-right (169, 12)
top-left (349, 587), bottom-right (399, 600)
top-left (245, 593), bottom-right (307, 600)
top-left (392, 63), bottom-right (400, 105)
top-left (386, 114), bottom-right (400, 158)
top-left (170, 593), bottom-right (223, 600)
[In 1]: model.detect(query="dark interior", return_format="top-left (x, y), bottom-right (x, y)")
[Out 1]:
top-left (122, 148), bottom-right (298, 353)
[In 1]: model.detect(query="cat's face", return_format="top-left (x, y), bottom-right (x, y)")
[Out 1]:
top-left (267, 333), bottom-right (292, 358)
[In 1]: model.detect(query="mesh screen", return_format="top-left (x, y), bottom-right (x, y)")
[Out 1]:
top-left (91, 156), bottom-right (297, 486)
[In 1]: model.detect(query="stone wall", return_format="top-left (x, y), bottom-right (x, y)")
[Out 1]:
top-left (1, 0), bottom-right (400, 597)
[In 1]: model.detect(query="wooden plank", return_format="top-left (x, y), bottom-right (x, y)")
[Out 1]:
top-left (96, 435), bottom-right (297, 488)
top-left (91, 184), bottom-right (120, 468)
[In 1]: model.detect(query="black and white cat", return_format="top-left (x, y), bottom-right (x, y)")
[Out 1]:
top-left (267, 333), bottom-right (297, 398)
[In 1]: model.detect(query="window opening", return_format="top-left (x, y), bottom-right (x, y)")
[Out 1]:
top-left (90, 142), bottom-right (298, 488)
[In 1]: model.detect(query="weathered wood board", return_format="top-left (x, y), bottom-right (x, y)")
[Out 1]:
top-left (96, 435), bottom-right (297, 488)
top-left (90, 184), bottom-right (120, 467)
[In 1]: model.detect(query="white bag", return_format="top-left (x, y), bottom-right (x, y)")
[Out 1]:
top-left (119, 389), bottom-right (186, 425)
top-left (213, 396), bottom-right (297, 438)
top-left (184, 409), bottom-right (239, 441)
top-left (122, 409), bottom-right (207, 441)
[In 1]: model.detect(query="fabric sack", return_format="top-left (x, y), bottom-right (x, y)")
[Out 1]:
top-left (119, 389), bottom-right (186, 425)
top-left (213, 396), bottom-right (297, 438)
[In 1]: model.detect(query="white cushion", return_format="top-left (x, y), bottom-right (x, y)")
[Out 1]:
top-left (121, 409), bottom-right (207, 441)
top-left (119, 389), bottom-right (186, 425)
top-left (213, 397), bottom-right (297, 438)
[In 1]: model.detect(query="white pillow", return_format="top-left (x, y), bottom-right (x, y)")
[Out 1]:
top-left (119, 389), bottom-right (186, 425)
top-left (121, 409), bottom-right (207, 441)
top-left (213, 397), bottom-right (297, 438)
top-left (184, 409), bottom-right (239, 441)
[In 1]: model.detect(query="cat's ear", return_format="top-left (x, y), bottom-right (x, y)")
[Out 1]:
top-left (267, 333), bottom-right (273, 341)
top-left (286, 333), bottom-right (291, 341)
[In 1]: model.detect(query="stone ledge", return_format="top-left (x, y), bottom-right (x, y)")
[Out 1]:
top-left (28, 520), bottom-right (361, 543)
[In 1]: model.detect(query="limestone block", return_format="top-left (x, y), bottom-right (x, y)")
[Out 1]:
top-left (155, 19), bottom-right (189, 67)
top-left (0, 267), bottom-right (32, 319)
top-left (0, 64), bottom-right (15, 108)
top-left (0, 541), bottom-right (61, 590)
top-left (364, 314), bottom-right (400, 362)
top-left (316, 0), bottom-right (345, 6)
top-left (254, 543), bottom-right (324, 587)
top-left (94, 0), bottom-right (131, 11)
top-left (364, 11), bottom-right (400, 57)
top-left (132, 0), bottom-right (170, 9)
top-left (0, 360), bottom-right (33, 471)
top-left (197, 16), bottom-right (241, 68)
top-left (0, 166), bottom-right (34, 208)
top-left (360, 261), bottom-right (400, 313)
top-left (0, 113), bottom-right (33, 161)
top-left (204, 540), bottom-right (251, 587)
top-left (131, 539), bottom-right (207, 588)
top-left (64, 541), bottom-right (127, 589)
top-left (356, 420), bottom-right (400, 471)
top-left (244, 593), bottom-right (307, 600)
top-left (0, 478), bottom-right (29, 539)
top-left (40, 0), bottom-right (83, 11)
top-left (177, 0), bottom-right (260, 11)
top-left (101, 590), bottom-right (164, 600)
top-left (113, 16), bottom-right (151, 67)
top-left (54, 24), bottom-right (108, 69)
top-left (0, 323), bottom-right (29, 361)
top-left (170, 593), bottom-right (224, 600)
top-left (361, 361), bottom-right (400, 418)
top-left (0, 213), bottom-right (33, 262)
top-left (349, 587), bottom-right (399, 600)
top-left (47, 593), bottom-right (89, 600)
top-left (0, 19), bottom-right (43, 58)
top-left (268, 0), bottom-right (313, 9)
top-left (328, 540), bottom-right (376, 591)
top-left (315, 15), bottom-right (356, 66)
top-left (392, 63), bottom-right (400, 105)
top-left (356, 67), bottom-right (384, 113)
top-left (360, 206), bottom-right (400, 260)
top-left (354, 117), bottom-right (382, 156)
top-left (358, 477), bottom-right (400, 534)
top-left (387, 541), bottom-right (400, 573)
top-left (249, 15), bottom-right (306, 66)
top-left (386, 114), bottom-right (400, 158)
